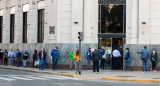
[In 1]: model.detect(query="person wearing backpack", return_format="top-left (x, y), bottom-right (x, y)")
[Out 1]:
top-left (16, 49), bottom-right (21, 67)
top-left (124, 48), bottom-right (130, 71)
top-left (86, 48), bottom-right (92, 70)
top-left (51, 46), bottom-right (59, 70)
top-left (3, 50), bottom-right (8, 66)
top-left (8, 49), bottom-right (15, 66)
top-left (23, 49), bottom-right (29, 67)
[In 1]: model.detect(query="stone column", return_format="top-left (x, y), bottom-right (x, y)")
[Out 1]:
top-left (14, 0), bottom-right (23, 43)
top-left (28, 0), bottom-right (38, 43)
top-left (126, 0), bottom-right (139, 44)
top-left (2, 0), bottom-right (10, 43)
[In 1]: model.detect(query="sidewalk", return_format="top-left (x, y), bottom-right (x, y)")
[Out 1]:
top-left (0, 65), bottom-right (160, 83)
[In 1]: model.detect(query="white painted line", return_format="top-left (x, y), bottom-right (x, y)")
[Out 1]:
top-left (10, 77), bottom-right (34, 80)
top-left (40, 76), bottom-right (67, 80)
top-left (23, 76), bottom-right (49, 80)
top-left (53, 76), bottom-right (81, 80)
top-left (0, 77), bottom-right (15, 81)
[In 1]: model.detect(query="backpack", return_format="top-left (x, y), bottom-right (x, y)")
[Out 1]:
top-left (86, 52), bottom-right (88, 59)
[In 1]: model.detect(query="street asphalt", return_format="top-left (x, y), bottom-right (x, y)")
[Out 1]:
top-left (0, 69), bottom-right (160, 86)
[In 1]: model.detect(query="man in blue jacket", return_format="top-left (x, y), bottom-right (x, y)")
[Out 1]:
top-left (16, 49), bottom-right (21, 67)
top-left (51, 46), bottom-right (59, 70)
top-left (137, 46), bottom-right (149, 73)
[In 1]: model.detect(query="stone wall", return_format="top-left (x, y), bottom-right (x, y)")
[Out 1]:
top-left (0, 43), bottom-right (97, 66)
top-left (124, 44), bottom-right (160, 70)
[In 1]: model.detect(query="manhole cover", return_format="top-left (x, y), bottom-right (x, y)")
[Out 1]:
top-left (117, 76), bottom-right (134, 77)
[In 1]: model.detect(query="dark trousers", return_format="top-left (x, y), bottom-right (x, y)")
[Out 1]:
top-left (52, 59), bottom-right (57, 69)
top-left (112, 57), bottom-right (118, 70)
top-left (4, 58), bottom-right (8, 66)
top-left (101, 58), bottom-right (105, 69)
top-left (93, 61), bottom-right (99, 72)
top-left (17, 57), bottom-right (20, 67)
top-left (152, 61), bottom-right (156, 70)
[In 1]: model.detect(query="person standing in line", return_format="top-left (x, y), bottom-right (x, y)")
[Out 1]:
top-left (106, 47), bottom-right (112, 67)
top-left (86, 48), bottom-right (92, 70)
top-left (69, 49), bottom-right (74, 70)
top-left (51, 46), bottom-right (59, 70)
top-left (8, 49), bottom-right (15, 66)
top-left (39, 48), bottom-right (46, 70)
top-left (124, 48), bottom-right (130, 71)
top-left (137, 46), bottom-right (149, 73)
top-left (32, 50), bottom-right (38, 68)
top-left (3, 50), bottom-right (8, 66)
top-left (92, 49), bottom-right (101, 74)
top-left (74, 50), bottom-right (80, 74)
top-left (43, 48), bottom-right (46, 69)
top-left (150, 49), bottom-right (157, 71)
top-left (98, 48), bottom-right (104, 69)
top-left (101, 48), bottom-right (107, 69)
top-left (0, 49), bottom-right (3, 65)
top-left (16, 49), bottom-right (21, 67)
top-left (22, 49), bottom-right (29, 68)
top-left (112, 48), bottom-right (121, 70)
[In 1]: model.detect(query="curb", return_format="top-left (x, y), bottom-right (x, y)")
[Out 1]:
top-left (1, 66), bottom-right (160, 83)
top-left (0, 66), bottom-right (95, 80)
top-left (102, 78), bottom-right (160, 83)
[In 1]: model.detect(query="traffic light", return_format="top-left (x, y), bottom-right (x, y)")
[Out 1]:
top-left (78, 32), bottom-right (84, 41)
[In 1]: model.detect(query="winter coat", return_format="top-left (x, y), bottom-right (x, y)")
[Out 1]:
top-left (51, 49), bottom-right (59, 59)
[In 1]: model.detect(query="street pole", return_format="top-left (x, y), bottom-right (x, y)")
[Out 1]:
top-left (79, 39), bottom-right (81, 75)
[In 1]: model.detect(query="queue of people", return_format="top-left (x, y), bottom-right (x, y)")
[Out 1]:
top-left (0, 46), bottom-right (60, 71)
top-left (0, 46), bottom-right (159, 74)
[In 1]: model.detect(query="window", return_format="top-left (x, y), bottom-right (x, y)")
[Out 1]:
top-left (23, 12), bottom-right (28, 43)
top-left (38, 9), bottom-right (44, 43)
top-left (0, 16), bottom-right (3, 43)
top-left (10, 14), bottom-right (15, 43)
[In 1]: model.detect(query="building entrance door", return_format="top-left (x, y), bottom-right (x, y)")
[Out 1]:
top-left (98, 0), bottom-right (126, 70)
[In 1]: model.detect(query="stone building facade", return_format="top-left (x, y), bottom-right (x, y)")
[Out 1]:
top-left (0, 0), bottom-right (160, 70)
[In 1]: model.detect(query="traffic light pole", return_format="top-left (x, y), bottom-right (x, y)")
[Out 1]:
top-left (78, 39), bottom-right (81, 75)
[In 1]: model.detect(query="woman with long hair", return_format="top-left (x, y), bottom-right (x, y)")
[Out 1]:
top-left (74, 50), bottom-right (80, 74)
top-left (151, 49), bottom-right (157, 71)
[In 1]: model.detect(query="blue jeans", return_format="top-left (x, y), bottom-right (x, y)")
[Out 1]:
top-left (23, 60), bottom-right (27, 67)
top-left (17, 57), bottom-right (20, 67)
top-left (52, 59), bottom-right (57, 69)
top-left (87, 60), bottom-right (90, 70)
top-left (99, 57), bottom-right (102, 69)
top-left (39, 59), bottom-right (44, 70)
top-left (142, 59), bottom-right (148, 72)
top-left (125, 60), bottom-right (129, 71)
top-left (9, 58), bottom-right (13, 66)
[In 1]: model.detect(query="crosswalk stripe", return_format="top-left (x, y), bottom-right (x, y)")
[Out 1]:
top-left (0, 77), bottom-right (15, 81)
top-left (54, 76), bottom-right (81, 80)
top-left (40, 76), bottom-right (67, 80)
top-left (10, 77), bottom-right (34, 80)
top-left (23, 76), bottom-right (49, 80)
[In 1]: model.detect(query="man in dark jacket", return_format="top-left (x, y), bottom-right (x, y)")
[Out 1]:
top-left (0, 49), bottom-right (3, 65)
top-left (137, 46), bottom-right (149, 73)
top-left (16, 49), bottom-right (21, 67)
top-left (23, 49), bottom-right (29, 67)
top-left (3, 50), bottom-right (8, 66)
top-left (39, 48), bottom-right (46, 70)
top-left (92, 49), bottom-right (101, 74)
top-left (86, 48), bottom-right (92, 70)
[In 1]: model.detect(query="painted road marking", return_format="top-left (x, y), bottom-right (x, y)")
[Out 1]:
top-left (0, 77), bottom-right (15, 81)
